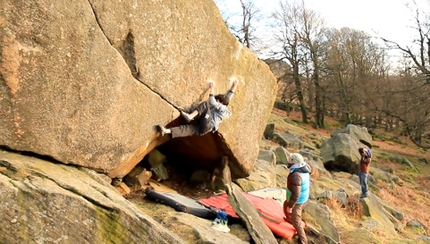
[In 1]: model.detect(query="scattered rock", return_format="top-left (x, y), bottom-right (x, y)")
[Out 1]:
top-left (273, 132), bottom-right (303, 149)
top-left (264, 122), bottom-right (275, 139)
top-left (406, 220), bottom-right (427, 235)
top-left (273, 146), bottom-right (290, 165)
top-left (226, 183), bottom-right (278, 244)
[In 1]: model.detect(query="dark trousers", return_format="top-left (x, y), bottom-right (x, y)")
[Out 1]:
top-left (170, 101), bottom-right (212, 138)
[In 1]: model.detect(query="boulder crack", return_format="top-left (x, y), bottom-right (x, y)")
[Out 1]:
top-left (87, 0), bottom-right (181, 111)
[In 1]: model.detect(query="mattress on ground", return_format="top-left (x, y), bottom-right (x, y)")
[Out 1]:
top-left (248, 187), bottom-right (287, 206)
top-left (198, 192), bottom-right (304, 240)
top-left (144, 188), bottom-right (216, 219)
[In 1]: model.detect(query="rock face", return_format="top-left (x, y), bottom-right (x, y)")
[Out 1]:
top-left (321, 124), bottom-right (373, 173)
top-left (331, 124), bottom-right (373, 148)
top-left (226, 183), bottom-right (278, 244)
top-left (0, 0), bottom-right (277, 179)
top-left (0, 151), bottom-right (182, 243)
top-left (360, 195), bottom-right (397, 236)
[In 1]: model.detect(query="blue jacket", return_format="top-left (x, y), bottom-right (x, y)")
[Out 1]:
top-left (286, 165), bottom-right (310, 206)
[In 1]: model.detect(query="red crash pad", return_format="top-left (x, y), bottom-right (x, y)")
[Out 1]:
top-left (198, 192), bottom-right (304, 239)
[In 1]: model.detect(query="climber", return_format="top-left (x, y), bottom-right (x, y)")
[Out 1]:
top-left (156, 79), bottom-right (238, 138)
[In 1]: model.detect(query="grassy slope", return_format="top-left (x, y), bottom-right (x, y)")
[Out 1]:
top-left (130, 108), bottom-right (429, 243)
top-left (270, 108), bottom-right (430, 243)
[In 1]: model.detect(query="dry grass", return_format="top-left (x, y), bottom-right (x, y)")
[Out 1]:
top-left (377, 182), bottom-right (430, 231)
top-left (321, 198), bottom-right (362, 243)
top-left (270, 108), bottom-right (333, 138)
top-left (373, 158), bottom-right (403, 172)
top-left (324, 196), bottom-right (363, 221)
top-left (279, 108), bottom-right (430, 159)
top-left (373, 139), bottom-right (430, 159)
top-left (416, 176), bottom-right (430, 191)
top-left (281, 109), bottom-right (430, 242)
top-left (344, 197), bottom-right (363, 220)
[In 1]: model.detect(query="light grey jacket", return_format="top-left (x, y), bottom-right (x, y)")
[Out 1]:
top-left (208, 91), bottom-right (234, 131)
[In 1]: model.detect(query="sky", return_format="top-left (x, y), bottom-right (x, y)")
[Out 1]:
top-left (304, 0), bottom-right (419, 46)
top-left (215, 0), bottom-right (429, 52)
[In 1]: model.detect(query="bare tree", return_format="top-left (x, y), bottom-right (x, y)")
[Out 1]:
top-left (238, 0), bottom-right (260, 49)
top-left (381, 0), bottom-right (430, 147)
top-left (324, 27), bottom-right (389, 128)
top-left (292, 0), bottom-right (327, 128)
top-left (382, 1), bottom-right (430, 86)
top-left (214, 0), bottom-right (262, 51)
top-left (271, 0), bottom-right (309, 123)
top-left (269, 0), bottom-right (329, 127)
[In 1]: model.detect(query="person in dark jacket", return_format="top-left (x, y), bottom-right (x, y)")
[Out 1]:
top-left (157, 79), bottom-right (238, 138)
top-left (358, 147), bottom-right (372, 198)
top-left (284, 153), bottom-right (311, 244)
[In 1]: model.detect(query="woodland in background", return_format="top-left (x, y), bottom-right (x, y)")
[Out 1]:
top-left (215, 0), bottom-right (430, 148)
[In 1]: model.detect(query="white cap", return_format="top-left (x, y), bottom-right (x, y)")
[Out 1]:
top-left (290, 153), bottom-right (305, 164)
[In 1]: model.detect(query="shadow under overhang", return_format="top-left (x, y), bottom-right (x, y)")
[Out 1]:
top-left (155, 118), bottom-right (246, 180)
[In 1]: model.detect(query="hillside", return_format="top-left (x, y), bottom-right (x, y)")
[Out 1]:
top-left (270, 108), bottom-right (430, 243)
top-left (129, 107), bottom-right (430, 244)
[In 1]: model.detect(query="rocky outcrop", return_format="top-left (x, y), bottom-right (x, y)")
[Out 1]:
top-left (321, 124), bottom-right (373, 173)
top-left (0, 0), bottom-right (277, 180)
top-left (226, 183), bottom-right (278, 244)
top-left (274, 146), bottom-right (290, 165)
top-left (360, 195), bottom-right (397, 236)
top-left (0, 151), bottom-right (182, 243)
top-left (273, 132), bottom-right (303, 149)
top-left (303, 202), bottom-right (340, 243)
top-left (169, 212), bottom-right (249, 244)
top-left (235, 161), bottom-right (277, 192)
top-left (331, 124), bottom-right (373, 148)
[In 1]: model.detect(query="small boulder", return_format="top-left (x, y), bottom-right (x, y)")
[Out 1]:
top-left (264, 122), bottom-right (275, 139)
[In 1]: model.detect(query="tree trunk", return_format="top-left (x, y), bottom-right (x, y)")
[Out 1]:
top-left (313, 56), bottom-right (325, 128)
top-left (293, 63), bottom-right (308, 123)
